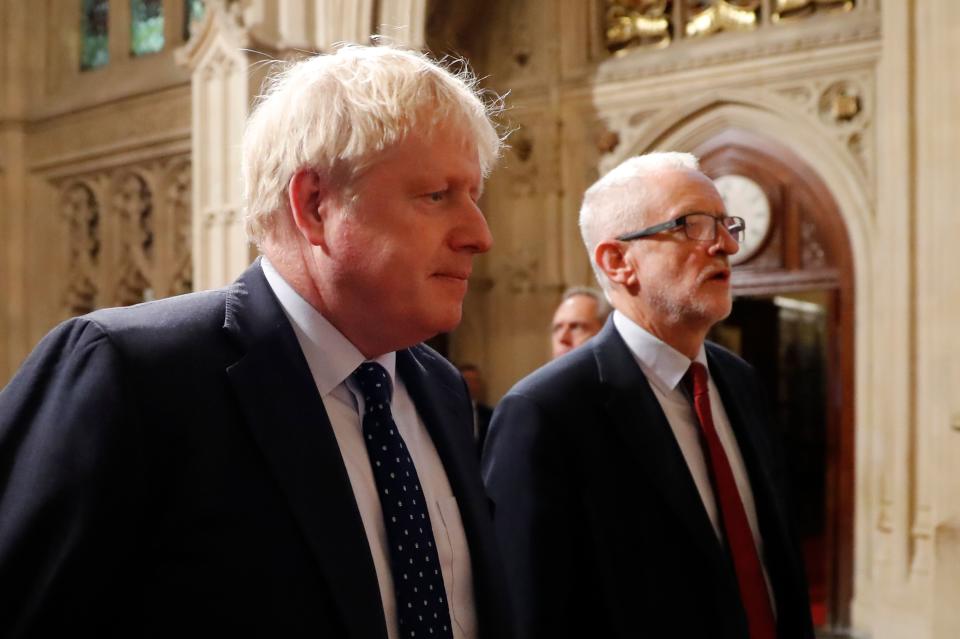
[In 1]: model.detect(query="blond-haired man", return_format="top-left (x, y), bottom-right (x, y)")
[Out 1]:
top-left (0, 46), bottom-right (513, 639)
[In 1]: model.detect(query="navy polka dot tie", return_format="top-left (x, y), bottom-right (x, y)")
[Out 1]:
top-left (351, 362), bottom-right (454, 639)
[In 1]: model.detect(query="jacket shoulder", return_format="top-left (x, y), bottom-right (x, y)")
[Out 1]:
top-left (505, 344), bottom-right (600, 405)
top-left (71, 289), bottom-right (234, 368)
top-left (86, 289), bottom-right (228, 334)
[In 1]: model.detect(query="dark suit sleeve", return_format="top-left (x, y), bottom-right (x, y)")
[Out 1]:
top-left (0, 319), bottom-right (142, 636)
top-left (482, 392), bottom-right (577, 639)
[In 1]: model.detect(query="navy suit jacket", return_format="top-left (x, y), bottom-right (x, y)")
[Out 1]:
top-left (482, 319), bottom-right (813, 639)
top-left (0, 261), bottom-right (513, 639)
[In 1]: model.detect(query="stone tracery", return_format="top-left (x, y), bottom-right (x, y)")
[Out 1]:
top-left (56, 156), bottom-right (192, 313)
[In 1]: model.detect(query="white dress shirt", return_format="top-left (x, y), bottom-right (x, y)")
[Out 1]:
top-left (261, 258), bottom-right (477, 639)
top-left (612, 310), bottom-right (775, 604)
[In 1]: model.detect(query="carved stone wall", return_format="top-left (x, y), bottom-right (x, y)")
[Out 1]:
top-left (0, 0), bottom-right (192, 375)
top-left (55, 157), bottom-right (193, 315)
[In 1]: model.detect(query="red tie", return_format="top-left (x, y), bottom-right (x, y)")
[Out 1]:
top-left (683, 362), bottom-right (777, 639)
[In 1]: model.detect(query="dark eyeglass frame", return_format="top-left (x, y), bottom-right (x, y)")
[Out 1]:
top-left (615, 212), bottom-right (746, 243)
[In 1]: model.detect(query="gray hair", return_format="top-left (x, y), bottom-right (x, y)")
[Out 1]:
top-left (242, 44), bottom-right (505, 247)
top-left (560, 286), bottom-right (612, 322)
top-left (578, 152), bottom-right (700, 288)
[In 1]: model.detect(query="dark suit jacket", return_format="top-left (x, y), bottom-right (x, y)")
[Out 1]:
top-left (482, 319), bottom-right (813, 639)
top-left (0, 261), bottom-right (513, 639)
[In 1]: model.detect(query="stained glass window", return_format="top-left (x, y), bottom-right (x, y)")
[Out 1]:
top-left (184, 0), bottom-right (205, 40)
top-left (80, 0), bottom-right (109, 71)
top-left (131, 0), bottom-right (164, 56)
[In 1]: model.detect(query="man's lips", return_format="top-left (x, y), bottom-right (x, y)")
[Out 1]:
top-left (702, 267), bottom-right (731, 283)
top-left (433, 271), bottom-right (471, 281)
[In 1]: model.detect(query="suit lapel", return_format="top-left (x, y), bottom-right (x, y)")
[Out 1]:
top-left (223, 261), bottom-right (387, 639)
top-left (592, 321), bottom-right (723, 561)
top-left (707, 347), bottom-right (776, 500)
top-left (397, 348), bottom-right (475, 501)
top-left (707, 346), bottom-right (795, 565)
top-left (396, 346), bottom-right (488, 558)
top-left (398, 347), bottom-right (509, 638)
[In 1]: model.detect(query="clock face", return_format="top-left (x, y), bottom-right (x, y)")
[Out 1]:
top-left (713, 174), bottom-right (772, 266)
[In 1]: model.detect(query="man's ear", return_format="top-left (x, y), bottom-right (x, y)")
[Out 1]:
top-left (595, 240), bottom-right (637, 288)
top-left (288, 168), bottom-right (333, 246)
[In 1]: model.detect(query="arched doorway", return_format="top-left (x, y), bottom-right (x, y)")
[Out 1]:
top-left (695, 129), bottom-right (855, 632)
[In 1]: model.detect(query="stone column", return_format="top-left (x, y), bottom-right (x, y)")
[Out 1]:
top-left (177, 0), bottom-right (428, 291)
top-left (915, 1), bottom-right (960, 637)
top-left (176, 1), bottom-right (271, 290)
top-left (868, 0), bottom-right (960, 637)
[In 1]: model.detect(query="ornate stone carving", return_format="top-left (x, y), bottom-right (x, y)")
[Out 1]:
top-left (594, 112), bottom-right (645, 176)
top-left (115, 173), bottom-right (155, 260)
top-left (111, 173), bottom-right (154, 306)
top-left (801, 218), bottom-right (827, 268)
top-left (56, 153), bottom-right (192, 315)
top-left (767, 74), bottom-right (874, 182)
top-left (513, 135), bottom-right (534, 163)
top-left (685, 1), bottom-right (760, 39)
top-left (598, 0), bottom-right (877, 78)
top-left (776, 85), bottom-right (815, 107)
top-left (510, 14), bottom-right (534, 74)
top-left (498, 247), bottom-right (541, 294)
top-left (61, 183), bottom-right (101, 315)
top-left (166, 160), bottom-right (193, 296)
top-left (596, 128), bottom-right (621, 155)
top-left (819, 80), bottom-right (864, 125)
top-left (605, 0), bottom-right (862, 57)
top-left (605, 0), bottom-right (672, 55)
top-left (503, 123), bottom-right (541, 198)
top-left (773, 0), bottom-right (855, 23)
top-left (114, 263), bottom-right (153, 306)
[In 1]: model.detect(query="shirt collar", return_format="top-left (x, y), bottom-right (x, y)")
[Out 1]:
top-left (612, 309), bottom-right (708, 393)
top-left (260, 256), bottom-right (396, 397)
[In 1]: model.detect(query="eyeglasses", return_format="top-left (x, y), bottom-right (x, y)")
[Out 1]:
top-left (616, 213), bottom-right (745, 243)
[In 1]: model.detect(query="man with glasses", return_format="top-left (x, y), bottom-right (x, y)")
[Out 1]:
top-left (483, 152), bottom-right (813, 639)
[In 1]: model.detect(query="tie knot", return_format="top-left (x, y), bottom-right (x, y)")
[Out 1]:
top-left (683, 361), bottom-right (710, 398)
top-left (350, 361), bottom-right (392, 404)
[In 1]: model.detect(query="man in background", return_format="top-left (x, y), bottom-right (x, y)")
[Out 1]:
top-left (0, 45), bottom-right (514, 639)
top-left (550, 286), bottom-right (611, 359)
top-left (484, 152), bottom-right (813, 639)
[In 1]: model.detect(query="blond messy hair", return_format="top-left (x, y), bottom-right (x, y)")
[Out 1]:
top-left (241, 44), bottom-right (505, 247)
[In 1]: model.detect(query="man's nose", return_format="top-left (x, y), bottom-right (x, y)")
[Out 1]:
top-left (710, 223), bottom-right (740, 256)
top-left (455, 199), bottom-right (493, 254)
